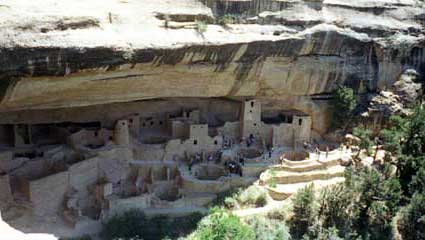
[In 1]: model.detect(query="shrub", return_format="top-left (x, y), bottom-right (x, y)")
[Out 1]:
top-left (267, 204), bottom-right (291, 221)
top-left (399, 192), bottom-right (425, 240)
top-left (331, 86), bottom-right (357, 129)
top-left (195, 20), bottom-right (207, 33)
top-left (60, 235), bottom-right (92, 240)
top-left (102, 210), bottom-right (146, 240)
top-left (191, 207), bottom-right (255, 240)
top-left (217, 14), bottom-right (234, 26)
top-left (101, 210), bottom-right (203, 240)
top-left (237, 185), bottom-right (268, 208)
top-left (245, 216), bottom-right (291, 240)
top-left (290, 184), bottom-right (317, 239)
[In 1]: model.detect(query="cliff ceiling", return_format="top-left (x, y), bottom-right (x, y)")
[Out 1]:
top-left (0, 0), bottom-right (424, 113)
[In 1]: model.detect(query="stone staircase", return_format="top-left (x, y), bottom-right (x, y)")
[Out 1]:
top-left (260, 154), bottom-right (346, 201)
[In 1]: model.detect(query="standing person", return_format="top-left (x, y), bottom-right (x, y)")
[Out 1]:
top-left (325, 146), bottom-right (329, 160)
top-left (239, 154), bottom-right (245, 166)
top-left (315, 144), bottom-right (320, 160)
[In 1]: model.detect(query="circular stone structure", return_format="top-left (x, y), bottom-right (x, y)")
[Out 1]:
top-left (239, 148), bottom-right (262, 159)
top-left (283, 151), bottom-right (309, 161)
top-left (194, 165), bottom-right (226, 180)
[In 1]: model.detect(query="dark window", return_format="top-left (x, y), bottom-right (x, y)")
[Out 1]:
top-left (254, 123), bottom-right (257, 126)
top-left (194, 140), bottom-right (198, 145)
top-left (251, 101), bottom-right (254, 108)
top-left (214, 140), bottom-right (218, 145)
top-left (150, 121), bottom-right (154, 126)
top-left (288, 116), bottom-right (293, 123)
top-left (142, 123), bottom-right (146, 127)
top-left (122, 122), bottom-right (126, 126)
top-left (299, 119), bottom-right (302, 126)
top-left (159, 121), bottom-right (163, 125)
top-left (109, 136), bottom-right (113, 141)
top-left (129, 119), bottom-right (133, 123)
top-left (249, 110), bottom-right (253, 113)
top-left (94, 131), bottom-right (98, 137)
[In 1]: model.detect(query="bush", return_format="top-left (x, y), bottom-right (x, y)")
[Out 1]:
top-left (245, 216), bottom-right (291, 240)
top-left (399, 193), bottom-right (425, 240)
top-left (195, 20), bottom-right (207, 33)
top-left (290, 184), bottom-right (317, 239)
top-left (101, 210), bottom-right (203, 240)
top-left (60, 235), bottom-right (92, 240)
top-left (331, 86), bottom-right (357, 129)
top-left (190, 207), bottom-right (255, 240)
top-left (102, 210), bottom-right (146, 240)
top-left (267, 204), bottom-right (291, 221)
top-left (237, 185), bottom-right (268, 208)
top-left (217, 14), bottom-right (234, 26)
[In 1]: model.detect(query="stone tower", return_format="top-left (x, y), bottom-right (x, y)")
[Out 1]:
top-left (114, 120), bottom-right (130, 146)
top-left (240, 99), bottom-right (261, 140)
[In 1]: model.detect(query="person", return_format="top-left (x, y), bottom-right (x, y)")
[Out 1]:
top-left (239, 154), bottom-right (245, 166)
top-left (325, 146), bottom-right (329, 159)
top-left (279, 155), bottom-right (284, 165)
top-left (315, 144), bottom-right (320, 160)
top-left (207, 154), bottom-right (213, 164)
top-left (303, 141), bottom-right (308, 150)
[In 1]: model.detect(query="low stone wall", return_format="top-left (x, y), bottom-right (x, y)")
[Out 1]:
top-left (108, 195), bottom-right (151, 217)
top-left (284, 151), bottom-right (309, 161)
top-left (29, 171), bottom-right (69, 217)
top-left (0, 174), bottom-right (13, 210)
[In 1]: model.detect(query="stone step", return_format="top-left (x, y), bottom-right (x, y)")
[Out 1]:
top-left (270, 165), bottom-right (345, 185)
top-left (272, 161), bottom-right (326, 172)
top-left (266, 177), bottom-right (345, 201)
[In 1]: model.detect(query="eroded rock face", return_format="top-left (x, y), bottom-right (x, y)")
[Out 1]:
top-left (365, 69), bottom-right (423, 117)
top-left (0, 0), bottom-right (424, 132)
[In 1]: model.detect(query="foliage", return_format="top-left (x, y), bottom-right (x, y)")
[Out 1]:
top-left (101, 210), bottom-right (203, 240)
top-left (399, 192), bottom-right (425, 240)
top-left (268, 169), bottom-right (277, 188)
top-left (380, 105), bottom-right (425, 195)
top-left (217, 14), bottom-right (234, 26)
top-left (245, 216), bottom-right (291, 240)
top-left (267, 204), bottom-right (291, 221)
top-left (60, 235), bottom-right (92, 240)
top-left (222, 185), bottom-right (268, 209)
top-left (331, 86), bottom-right (357, 129)
top-left (237, 185), bottom-right (268, 207)
top-left (290, 184), bottom-right (317, 239)
top-left (195, 20), bottom-right (207, 33)
top-left (353, 125), bottom-right (373, 156)
top-left (190, 207), bottom-right (255, 240)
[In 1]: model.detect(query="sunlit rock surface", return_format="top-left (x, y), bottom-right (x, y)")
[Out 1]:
top-left (0, 0), bottom-right (424, 131)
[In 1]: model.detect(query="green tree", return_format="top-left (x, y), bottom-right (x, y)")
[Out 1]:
top-left (353, 126), bottom-right (373, 156)
top-left (331, 86), bottom-right (357, 129)
top-left (399, 193), bottom-right (425, 240)
top-left (290, 184), bottom-right (317, 239)
top-left (191, 208), bottom-right (255, 240)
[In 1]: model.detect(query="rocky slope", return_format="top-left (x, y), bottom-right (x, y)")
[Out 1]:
top-left (0, 0), bottom-right (424, 132)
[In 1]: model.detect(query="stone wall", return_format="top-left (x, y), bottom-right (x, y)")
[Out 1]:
top-left (0, 174), bottom-right (13, 210)
top-left (29, 171), bottom-right (69, 217)
top-left (108, 195), bottom-right (151, 217)
top-left (217, 121), bottom-right (240, 140)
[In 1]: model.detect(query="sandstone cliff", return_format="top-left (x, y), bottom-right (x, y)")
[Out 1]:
top-left (0, 0), bottom-right (424, 131)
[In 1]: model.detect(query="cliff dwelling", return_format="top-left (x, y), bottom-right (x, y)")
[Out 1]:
top-left (0, 0), bottom-right (424, 239)
top-left (0, 97), bottom-right (321, 236)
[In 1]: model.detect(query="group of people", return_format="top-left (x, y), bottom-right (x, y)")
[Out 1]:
top-left (188, 150), bottom-right (223, 173)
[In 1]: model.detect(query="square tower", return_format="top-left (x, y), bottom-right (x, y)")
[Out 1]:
top-left (240, 99), bottom-right (261, 139)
